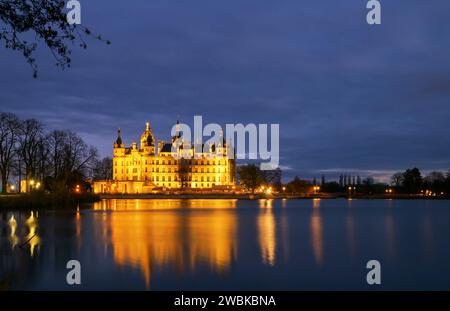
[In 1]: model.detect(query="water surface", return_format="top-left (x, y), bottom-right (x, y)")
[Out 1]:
top-left (1, 199), bottom-right (449, 290)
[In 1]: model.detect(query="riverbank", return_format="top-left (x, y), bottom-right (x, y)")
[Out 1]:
top-left (98, 193), bottom-right (450, 200)
top-left (1, 192), bottom-right (448, 210)
top-left (0, 192), bottom-right (101, 210)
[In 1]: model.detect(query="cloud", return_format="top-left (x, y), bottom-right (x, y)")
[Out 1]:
top-left (1, 0), bottom-right (449, 182)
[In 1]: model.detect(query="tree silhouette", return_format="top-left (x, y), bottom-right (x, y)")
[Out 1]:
top-left (0, 0), bottom-right (109, 77)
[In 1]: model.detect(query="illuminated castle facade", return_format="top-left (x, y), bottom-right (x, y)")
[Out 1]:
top-left (93, 121), bottom-right (236, 194)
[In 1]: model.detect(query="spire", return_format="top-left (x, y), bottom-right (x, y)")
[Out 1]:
top-left (115, 128), bottom-right (123, 146)
top-left (146, 122), bottom-right (150, 131)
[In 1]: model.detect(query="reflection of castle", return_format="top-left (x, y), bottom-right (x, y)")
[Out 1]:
top-left (95, 199), bottom-right (238, 288)
top-left (94, 120), bottom-right (236, 194)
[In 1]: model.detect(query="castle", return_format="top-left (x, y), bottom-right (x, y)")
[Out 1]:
top-left (93, 120), bottom-right (236, 194)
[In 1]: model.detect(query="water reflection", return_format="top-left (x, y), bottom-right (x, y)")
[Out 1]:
top-left (258, 200), bottom-right (276, 266)
top-left (4, 211), bottom-right (41, 256)
top-left (25, 212), bottom-right (40, 257)
top-left (2, 199), bottom-right (447, 290)
top-left (8, 215), bottom-right (19, 248)
top-left (95, 199), bottom-right (238, 211)
top-left (93, 199), bottom-right (238, 288)
top-left (310, 199), bottom-right (324, 266)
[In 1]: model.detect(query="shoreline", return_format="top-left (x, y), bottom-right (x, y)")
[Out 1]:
top-left (1, 193), bottom-right (449, 211)
top-left (97, 193), bottom-right (450, 200)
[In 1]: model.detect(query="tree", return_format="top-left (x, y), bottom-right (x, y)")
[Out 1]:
top-left (17, 118), bottom-right (47, 184)
top-left (391, 172), bottom-right (404, 188)
top-left (286, 176), bottom-right (309, 194)
top-left (46, 130), bottom-right (98, 189)
top-left (0, 0), bottom-right (110, 77)
top-left (322, 181), bottom-right (340, 193)
top-left (261, 167), bottom-right (282, 190)
top-left (446, 171), bottom-right (450, 194)
top-left (424, 171), bottom-right (446, 193)
top-left (93, 157), bottom-right (112, 181)
top-left (238, 164), bottom-right (263, 193)
top-left (402, 168), bottom-right (422, 194)
top-left (0, 113), bottom-right (20, 193)
top-left (361, 177), bottom-right (375, 194)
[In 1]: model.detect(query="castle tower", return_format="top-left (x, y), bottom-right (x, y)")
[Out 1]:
top-left (140, 121), bottom-right (155, 155)
top-left (114, 129), bottom-right (125, 157)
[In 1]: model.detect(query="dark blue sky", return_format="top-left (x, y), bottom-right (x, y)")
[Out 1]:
top-left (1, 0), bottom-right (449, 182)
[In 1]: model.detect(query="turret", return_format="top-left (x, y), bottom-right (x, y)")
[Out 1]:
top-left (140, 121), bottom-right (155, 155)
top-left (114, 128), bottom-right (125, 157)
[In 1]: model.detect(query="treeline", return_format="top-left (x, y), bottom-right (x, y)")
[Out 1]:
top-left (391, 168), bottom-right (450, 195)
top-left (238, 164), bottom-right (450, 195)
top-left (0, 112), bottom-right (111, 194)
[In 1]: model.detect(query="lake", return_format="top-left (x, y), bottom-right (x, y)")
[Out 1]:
top-left (1, 198), bottom-right (449, 290)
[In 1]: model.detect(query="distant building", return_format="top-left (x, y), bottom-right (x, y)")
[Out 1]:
top-left (93, 121), bottom-right (236, 194)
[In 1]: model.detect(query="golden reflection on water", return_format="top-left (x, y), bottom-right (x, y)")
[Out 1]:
top-left (258, 200), bottom-right (276, 266)
top-left (8, 215), bottom-right (19, 248)
top-left (95, 199), bottom-right (239, 211)
top-left (93, 199), bottom-right (238, 288)
top-left (310, 199), bottom-right (323, 266)
top-left (25, 211), bottom-right (40, 257)
top-left (6, 212), bottom-right (41, 256)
